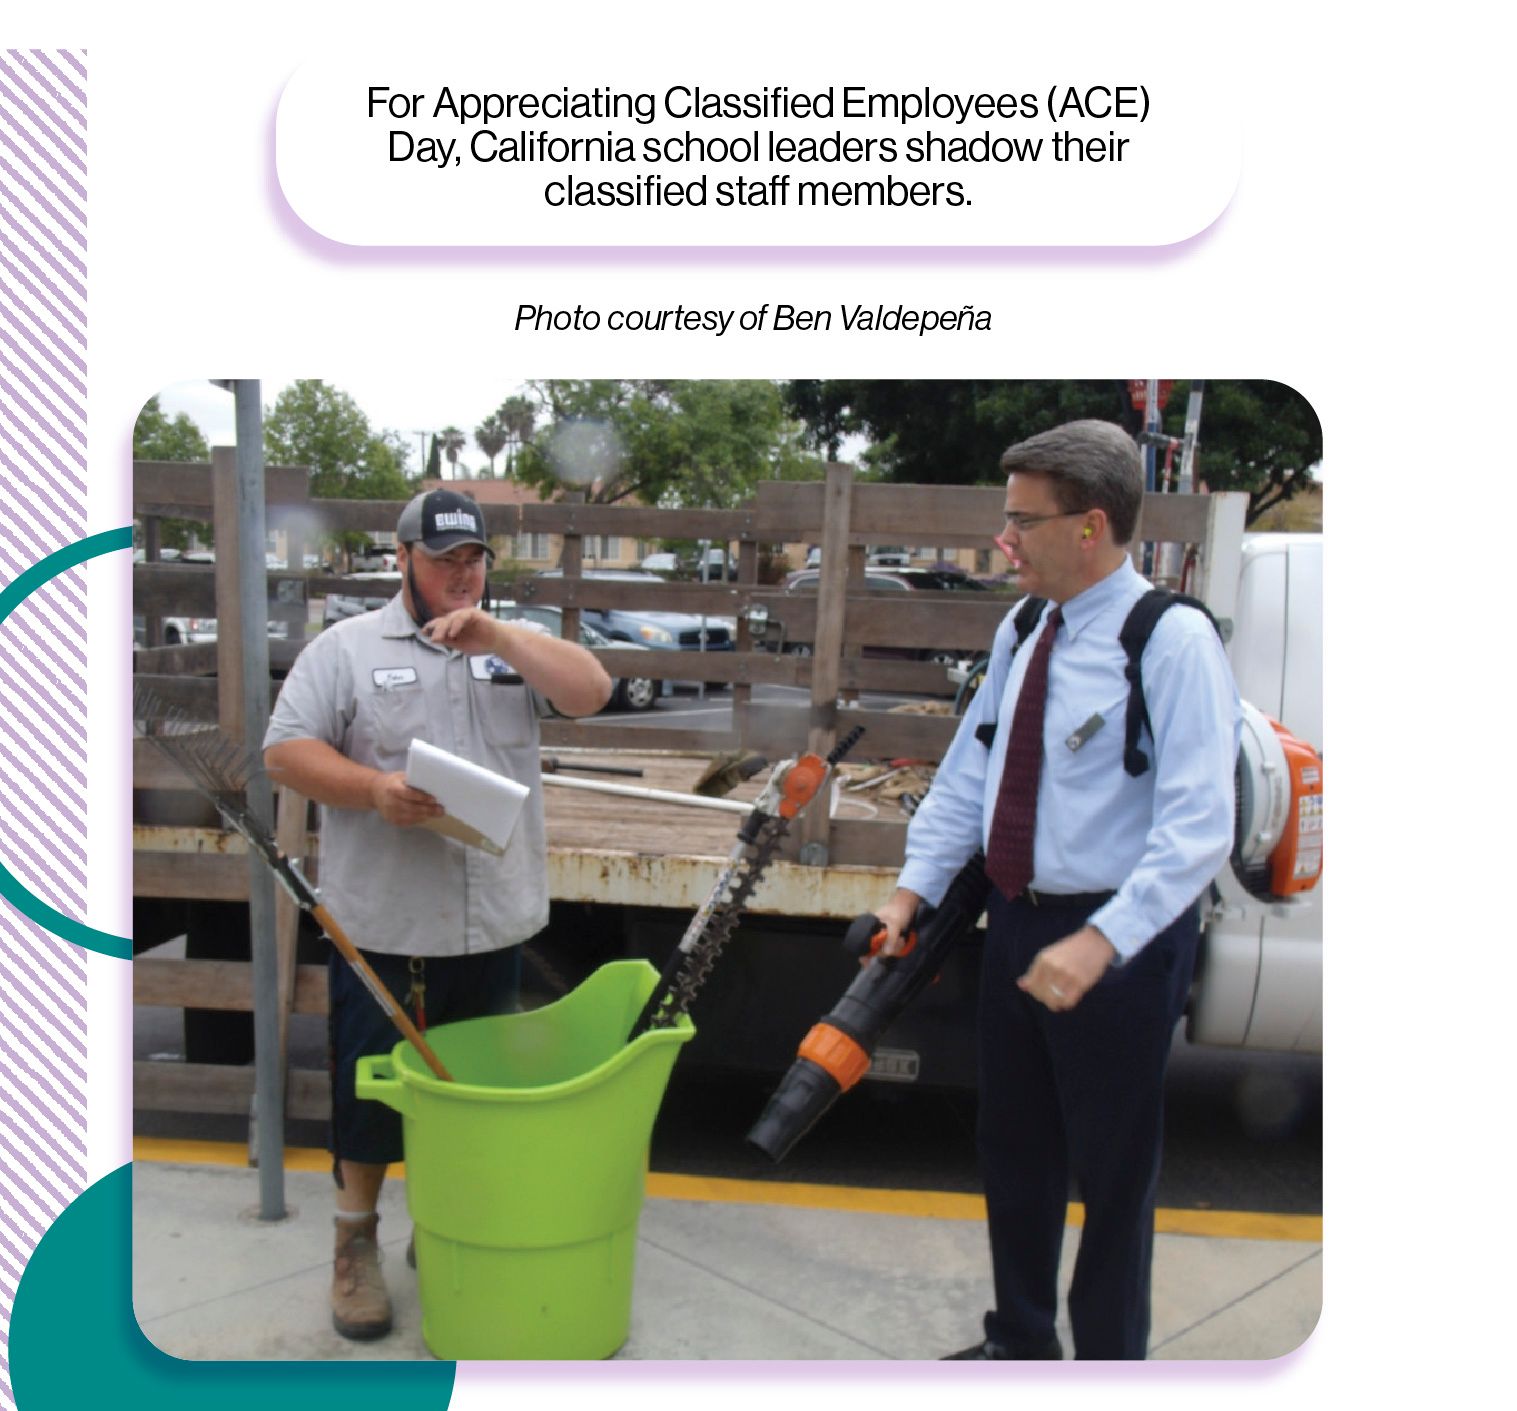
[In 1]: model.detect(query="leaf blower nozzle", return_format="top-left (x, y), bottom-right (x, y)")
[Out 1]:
top-left (745, 853), bottom-right (991, 1164)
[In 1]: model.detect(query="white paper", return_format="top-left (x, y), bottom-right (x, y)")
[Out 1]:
top-left (405, 738), bottom-right (530, 856)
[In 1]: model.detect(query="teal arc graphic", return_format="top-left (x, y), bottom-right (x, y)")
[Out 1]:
top-left (11, 1165), bottom-right (456, 1406)
top-left (0, 528), bottom-right (133, 957)
top-left (4, 530), bottom-right (458, 1399)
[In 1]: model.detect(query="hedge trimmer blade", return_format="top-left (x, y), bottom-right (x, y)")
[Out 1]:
top-left (627, 727), bottom-right (866, 1041)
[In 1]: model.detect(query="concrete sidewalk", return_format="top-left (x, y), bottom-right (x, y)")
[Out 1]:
top-left (131, 1155), bottom-right (1321, 1362)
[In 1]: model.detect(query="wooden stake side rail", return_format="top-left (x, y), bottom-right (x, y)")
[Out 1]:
top-left (135, 957), bottom-right (329, 1014)
top-left (135, 1062), bottom-right (331, 1122)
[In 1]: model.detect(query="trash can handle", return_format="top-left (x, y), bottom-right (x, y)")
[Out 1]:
top-left (355, 1053), bottom-right (411, 1115)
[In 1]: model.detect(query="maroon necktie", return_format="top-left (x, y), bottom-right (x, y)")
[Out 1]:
top-left (986, 605), bottom-right (1062, 900)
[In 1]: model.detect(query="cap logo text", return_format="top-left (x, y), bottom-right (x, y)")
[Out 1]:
top-left (433, 511), bottom-right (478, 531)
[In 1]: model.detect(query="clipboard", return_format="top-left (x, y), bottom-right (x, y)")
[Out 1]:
top-left (404, 737), bottom-right (530, 856)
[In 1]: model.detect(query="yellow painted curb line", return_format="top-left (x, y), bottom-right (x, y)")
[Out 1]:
top-left (132, 1137), bottom-right (1322, 1243)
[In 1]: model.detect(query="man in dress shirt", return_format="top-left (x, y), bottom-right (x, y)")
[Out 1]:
top-left (871, 420), bottom-right (1240, 1360)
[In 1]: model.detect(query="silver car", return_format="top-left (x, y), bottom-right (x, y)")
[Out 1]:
top-left (489, 602), bottom-right (665, 713)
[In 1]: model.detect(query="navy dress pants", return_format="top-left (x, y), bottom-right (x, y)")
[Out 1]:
top-left (976, 890), bottom-right (1199, 1360)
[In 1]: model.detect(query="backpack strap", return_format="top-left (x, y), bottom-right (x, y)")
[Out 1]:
top-left (1118, 589), bottom-right (1220, 777)
top-left (1012, 595), bottom-right (1048, 653)
top-left (974, 596), bottom-right (1048, 750)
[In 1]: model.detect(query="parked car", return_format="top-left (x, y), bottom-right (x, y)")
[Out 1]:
top-left (694, 547), bottom-right (737, 581)
top-left (350, 543), bottom-right (397, 572)
top-left (134, 615), bottom-right (287, 646)
top-left (133, 614), bottom-right (216, 646)
top-left (774, 567), bottom-right (993, 663)
top-left (489, 603), bottom-right (666, 713)
top-left (322, 572), bottom-right (402, 627)
top-left (531, 569), bottom-right (737, 653)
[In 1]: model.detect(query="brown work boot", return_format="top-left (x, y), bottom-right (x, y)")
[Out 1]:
top-left (331, 1214), bottom-right (393, 1340)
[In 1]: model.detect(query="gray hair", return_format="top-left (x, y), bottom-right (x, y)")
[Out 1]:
top-left (999, 420), bottom-right (1143, 544)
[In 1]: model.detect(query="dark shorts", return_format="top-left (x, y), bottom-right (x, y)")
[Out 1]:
top-left (328, 946), bottom-right (522, 1170)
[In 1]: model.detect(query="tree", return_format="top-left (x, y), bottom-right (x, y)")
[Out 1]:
top-left (1170, 381), bottom-right (1322, 522)
top-left (782, 379), bottom-right (1320, 524)
top-left (135, 395), bottom-right (211, 462)
top-left (263, 381), bottom-right (411, 500)
top-left (133, 395), bottom-right (211, 550)
top-left (474, 413), bottom-right (507, 477)
top-left (437, 426), bottom-right (467, 481)
top-left (426, 435), bottom-right (442, 480)
top-left (263, 381), bottom-right (412, 564)
top-left (784, 380), bottom-right (1129, 486)
top-left (497, 395), bottom-right (536, 476)
top-left (515, 380), bottom-right (822, 507)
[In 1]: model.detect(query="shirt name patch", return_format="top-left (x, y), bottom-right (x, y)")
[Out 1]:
top-left (372, 667), bottom-right (418, 689)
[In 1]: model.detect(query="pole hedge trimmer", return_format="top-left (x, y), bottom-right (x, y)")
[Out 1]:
top-left (132, 685), bottom-right (455, 1082)
top-left (627, 727), bottom-right (865, 1041)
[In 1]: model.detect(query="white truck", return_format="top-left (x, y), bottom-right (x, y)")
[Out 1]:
top-left (1190, 529), bottom-right (1324, 1052)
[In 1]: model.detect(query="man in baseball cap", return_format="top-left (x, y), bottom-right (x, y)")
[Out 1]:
top-left (265, 483), bottom-right (610, 1340)
top-left (395, 490), bottom-right (494, 627)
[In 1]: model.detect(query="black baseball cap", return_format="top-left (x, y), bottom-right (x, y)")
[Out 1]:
top-left (396, 490), bottom-right (492, 557)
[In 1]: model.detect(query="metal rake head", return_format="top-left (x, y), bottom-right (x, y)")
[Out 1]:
top-left (132, 685), bottom-right (264, 806)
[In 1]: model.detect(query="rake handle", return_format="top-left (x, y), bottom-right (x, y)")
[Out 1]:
top-left (312, 903), bottom-right (455, 1083)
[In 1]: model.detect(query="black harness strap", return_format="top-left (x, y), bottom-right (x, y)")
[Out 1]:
top-left (1117, 589), bottom-right (1219, 776)
top-left (974, 596), bottom-right (1046, 750)
top-left (972, 589), bottom-right (1220, 779)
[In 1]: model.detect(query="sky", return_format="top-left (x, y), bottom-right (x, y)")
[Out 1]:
top-left (152, 374), bottom-right (532, 478)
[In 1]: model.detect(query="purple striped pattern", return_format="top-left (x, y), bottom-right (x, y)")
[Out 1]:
top-left (0, 48), bottom-right (89, 1411)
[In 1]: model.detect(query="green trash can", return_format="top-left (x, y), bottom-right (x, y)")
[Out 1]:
top-left (355, 960), bottom-right (694, 1360)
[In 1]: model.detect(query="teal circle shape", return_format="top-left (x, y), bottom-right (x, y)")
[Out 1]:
top-left (10, 1165), bottom-right (457, 1408)
top-left (0, 528), bottom-right (134, 957)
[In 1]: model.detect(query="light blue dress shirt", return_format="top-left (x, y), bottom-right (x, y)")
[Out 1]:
top-left (898, 558), bottom-right (1241, 961)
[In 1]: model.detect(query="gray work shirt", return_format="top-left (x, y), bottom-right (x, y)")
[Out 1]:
top-left (263, 595), bottom-right (551, 957)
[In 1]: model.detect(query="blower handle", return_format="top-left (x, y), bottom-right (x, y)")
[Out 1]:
top-left (842, 913), bottom-right (917, 961)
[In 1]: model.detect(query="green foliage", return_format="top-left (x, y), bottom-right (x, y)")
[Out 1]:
top-left (783, 379), bottom-right (1321, 525)
top-left (1165, 380), bottom-right (1322, 523)
top-left (133, 395), bottom-right (212, 550)
top-left (475, 412), bottom-right (507, 476)
top-left (436, 425), bottom-right (467, 480)
top-left (134, 395), bottom-right (210, 462)
top-left (263, 381), bottom-right (413, 563)
top-left (263, 381), bottom-right (411, 500)
top-left (784, 380), bottom-right (1131, 486)
top-left (515, 380), bottom-right (824, 507)
top-left (497, 395), bottom-right (536, 476)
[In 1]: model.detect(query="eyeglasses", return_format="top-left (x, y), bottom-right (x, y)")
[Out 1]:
top-left (1002, 511), bottom-right (1085, 533)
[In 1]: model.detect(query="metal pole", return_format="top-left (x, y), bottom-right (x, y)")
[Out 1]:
top-left (697, 539), bottom-right (709, 702)
top-left (1143, 378), bottom-right (1160, 578)
top-left (233, 380), bottom-right (287, 1219)
top-left (539, 773), bottom-right (753, 814)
